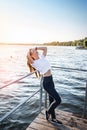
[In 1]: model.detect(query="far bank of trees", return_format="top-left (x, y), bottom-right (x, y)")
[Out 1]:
top-left (43, 37), bottom-right (87, 47)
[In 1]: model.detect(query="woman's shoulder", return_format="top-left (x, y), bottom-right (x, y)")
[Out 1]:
top-left (39, 54), bottom-right (45, 59)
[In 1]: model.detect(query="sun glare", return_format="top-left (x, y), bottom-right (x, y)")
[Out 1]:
top-left (0, 45), bottom-right (15, 58)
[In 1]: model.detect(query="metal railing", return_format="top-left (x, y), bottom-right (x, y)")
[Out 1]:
top-left (0, 67), bottom-right (87, 123)
top-left (0, 89), bottom-right (40, 122)
top-left (0, 71), bottom-right (37, 89)
top-left (52, 66), bottom-right (87, 72)
top-left (83, 80), bottom-right (87, 118)
top-left (0, 70), bottom-right (43, 122)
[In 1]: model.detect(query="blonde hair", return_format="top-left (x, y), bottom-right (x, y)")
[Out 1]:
top-left (27, 50), bottom-right (40, 77)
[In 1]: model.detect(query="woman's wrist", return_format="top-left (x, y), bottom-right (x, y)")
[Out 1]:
top-left (35, 47), bottom-right (47, 50)
top-left (35, 47), bottom-right (37, 50)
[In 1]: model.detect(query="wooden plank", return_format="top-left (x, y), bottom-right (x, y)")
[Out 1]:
top-left (26, 110), bottom-right (87, 130)
top-left (27, 122), bottom-right (58, 130)
top-left (55, 110), bottom-right (87, 130)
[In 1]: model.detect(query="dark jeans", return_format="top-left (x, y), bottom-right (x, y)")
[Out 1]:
top-left (43, 75), bottom-right (61, 119)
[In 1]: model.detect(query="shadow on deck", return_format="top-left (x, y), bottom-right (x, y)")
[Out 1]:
top-left (26, 110), bottom-right (87, 130)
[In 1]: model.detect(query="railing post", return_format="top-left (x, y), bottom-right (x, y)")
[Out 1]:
top-left (39, 76), bottom-right (43, 112)
top-left (39, 76), bottom-right (47, 111)
top-left (82, 80), bottom-right (87, 118)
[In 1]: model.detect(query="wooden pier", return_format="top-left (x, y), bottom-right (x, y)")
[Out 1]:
top-left (26, 110), bottom-right (87, 130)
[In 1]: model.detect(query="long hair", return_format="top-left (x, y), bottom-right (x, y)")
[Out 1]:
top-left (27, 52), bottom-right (40, 77)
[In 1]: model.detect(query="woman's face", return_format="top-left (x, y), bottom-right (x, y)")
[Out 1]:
top-left (30, 49), bottom-right (38, 59)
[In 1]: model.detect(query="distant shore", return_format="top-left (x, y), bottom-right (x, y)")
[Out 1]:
top-left (1, 44), bottom-right (87, 50)
top-left (0, 37), bottom-right (87, 47)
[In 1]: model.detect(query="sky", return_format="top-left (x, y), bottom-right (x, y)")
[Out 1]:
top-left (0, 0), bottom-right (87, 43)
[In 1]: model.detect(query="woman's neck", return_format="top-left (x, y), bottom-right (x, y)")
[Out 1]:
top-left (33, 55), bottom-right (39, 60)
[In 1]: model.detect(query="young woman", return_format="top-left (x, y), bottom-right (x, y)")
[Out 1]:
top-left (27, 47), bottom-right (62, 124)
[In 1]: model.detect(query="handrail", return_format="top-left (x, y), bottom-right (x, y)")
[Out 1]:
top-left (0, 66), bottom-right (87, 123)
top-left (82, 80), bottom-right (87, 118)
top-left (52, 66), bottom-right (87, 72)
top-left (0, 70), bottom-right (43, 123)
top-left (39, 76), bottom-right (43, 112)
top-left (0, 71), bottom-right (37, 89)
top-left (0, 89), bottom-right (40, 122)
top-left (0, 67), bottom-right (87, 90)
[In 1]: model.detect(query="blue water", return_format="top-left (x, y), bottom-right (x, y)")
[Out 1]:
top-left (0, 45), bottom-right (87, 130)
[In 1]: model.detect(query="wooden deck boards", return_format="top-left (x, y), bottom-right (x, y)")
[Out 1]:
top-left (26, 110), bottom-right (87, 130)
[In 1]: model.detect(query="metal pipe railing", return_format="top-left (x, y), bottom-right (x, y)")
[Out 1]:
top-left (0, 70), bottom-right (43, 123)
top-left (52, 66), bottom-right (87, 72)
top-left (0, 89), bottom-right (40, 122)
top-left (0, 66), bottom-right (87, 123)
top-left (0, 71), bottom-right (37, 89)
top-left (0, 67), bottom-right (87, 90)
top-left (82, 80), bottom-right (87, 118)
top-left (39, 76), bottom-right (43, 112)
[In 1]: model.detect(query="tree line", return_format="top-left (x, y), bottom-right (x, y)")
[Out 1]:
top-left (43, 37), bottom-right (87, 47)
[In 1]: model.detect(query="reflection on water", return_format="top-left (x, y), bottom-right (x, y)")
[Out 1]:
top-left (0, 45), bottom-right (87, 130)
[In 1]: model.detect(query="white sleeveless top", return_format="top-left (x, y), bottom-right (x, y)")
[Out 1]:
top-left (31, 55), bottom-right (51, 74)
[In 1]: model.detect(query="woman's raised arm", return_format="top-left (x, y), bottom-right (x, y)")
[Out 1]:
top-left (36, 47), bottom-right (47, 56)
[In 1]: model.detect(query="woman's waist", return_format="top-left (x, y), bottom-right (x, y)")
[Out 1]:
top-left (43, 69), bottom-right (52, 77)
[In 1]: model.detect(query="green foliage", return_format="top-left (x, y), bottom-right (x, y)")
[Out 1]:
top-left (43, 37), bottom-right (87, 47)
top-left (84, 38), bottom-right (87, 47)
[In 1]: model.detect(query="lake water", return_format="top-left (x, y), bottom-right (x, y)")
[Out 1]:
top-left (0, 45), bottom-right (87, 130)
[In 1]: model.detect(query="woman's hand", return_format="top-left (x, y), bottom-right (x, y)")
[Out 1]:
top-left (35, 47), bottom-right (47, 56)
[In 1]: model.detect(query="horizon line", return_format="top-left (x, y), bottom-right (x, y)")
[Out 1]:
top-left (0, 37), bottom-right (86, 45)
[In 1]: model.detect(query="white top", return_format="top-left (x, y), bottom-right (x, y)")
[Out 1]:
top-left (31, 55), bottom-right (51, 74)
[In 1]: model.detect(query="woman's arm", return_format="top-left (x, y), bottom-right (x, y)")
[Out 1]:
top-left (36, 47), bottom-right (47, 56)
